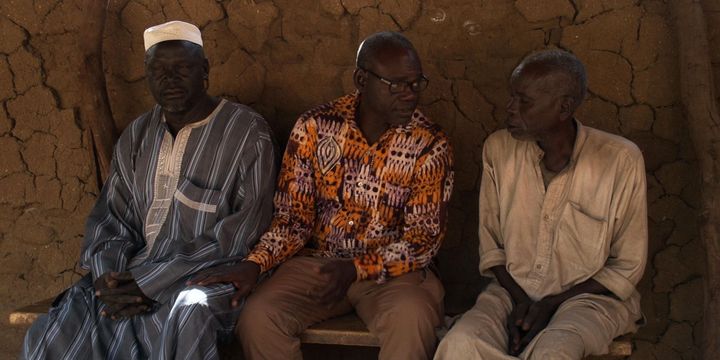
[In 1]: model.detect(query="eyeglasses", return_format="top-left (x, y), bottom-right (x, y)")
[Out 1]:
top-left (359, 67), bottom-right (429, 94)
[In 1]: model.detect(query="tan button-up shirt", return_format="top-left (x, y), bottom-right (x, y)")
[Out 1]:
top-left (479, 121), bottom-right (647, 302)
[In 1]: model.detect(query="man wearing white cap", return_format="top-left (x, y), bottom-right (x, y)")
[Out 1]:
top-left (21, 20), bottom-right (277, 360)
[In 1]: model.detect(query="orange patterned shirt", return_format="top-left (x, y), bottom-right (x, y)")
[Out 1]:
top-left (246, 92), bottom-right (454, 282)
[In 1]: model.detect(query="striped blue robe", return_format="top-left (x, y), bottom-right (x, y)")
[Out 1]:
top-left (22, 99), bottom-right (277, 360)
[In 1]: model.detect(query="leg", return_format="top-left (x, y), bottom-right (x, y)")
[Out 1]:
top-left (522, 330), bottom-right (584, 360)
top-left (521, 292), bottom-right (641, 359)
top-left (434, 282), bottom-right (515, 360)
top-left (350, 269), bottom-right (444, 360)
top-left (147, 283), bottom-right (240, 360)
top-left (235, 257), bottom-right (353, 360)
top-left (22, 275), bottom-right (142, 360)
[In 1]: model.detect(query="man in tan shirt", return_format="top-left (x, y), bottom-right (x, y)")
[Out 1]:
top-left (435, 49), bottom-right (647, 359)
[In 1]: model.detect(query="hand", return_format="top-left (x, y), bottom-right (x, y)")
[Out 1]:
top-left (105, 303), bottom-right (153, 319)
top-left (512, 298), bottom-right (557, 355)
top-left (187, 261), bottom-right (261, 307)
top-left (94, 271), bottom-right (154, 320)
top-left (312, 260), bottom-right (357, 305)
top-left (507, 296), bottom-right (532, 356)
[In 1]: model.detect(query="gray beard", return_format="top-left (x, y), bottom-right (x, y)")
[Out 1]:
top-left (162, 103), bottom-right (188, 113)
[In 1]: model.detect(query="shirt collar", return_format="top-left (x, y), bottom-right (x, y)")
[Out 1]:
top-left (348, 91), bottom-right (421, 134)
top-left (157, 99), bottom-right (226, 129)
top-left (530, 119), bottom-right (588, 166)
top-left (570, 119), bottom-right (588, 165)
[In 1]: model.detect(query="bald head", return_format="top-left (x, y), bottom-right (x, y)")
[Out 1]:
top-left (511, 50), bottom-right (587, 111)
top-left (356, 31), bottom-right (419, 70)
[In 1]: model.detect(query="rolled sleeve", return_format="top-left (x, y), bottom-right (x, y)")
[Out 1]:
top-left (593, 267), bottom-right (637, 300)
top-left (478, 139), bottom-right (506, 278)
top-left (479, 248), bottom-right (507, 277)
top-left (593, 151), bottom-right (648, 300)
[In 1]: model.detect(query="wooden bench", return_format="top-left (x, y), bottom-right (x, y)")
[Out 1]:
top-left (10, 298), bottom-right (632, 358)
top-left (9, 298), bottom-right (379, 346)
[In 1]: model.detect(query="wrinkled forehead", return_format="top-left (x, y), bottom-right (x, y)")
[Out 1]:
top-left (370, 46), bottom-right (422, 75)
top-left (510, 64), bottom-right (570, 93)
top-left (145, 40), bottom-right (204, 63)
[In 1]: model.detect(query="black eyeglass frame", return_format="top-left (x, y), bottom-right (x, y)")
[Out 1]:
top-left (358, 67), bottom-right (430, 94)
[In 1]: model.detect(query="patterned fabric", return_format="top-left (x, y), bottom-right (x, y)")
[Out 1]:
top-left (246, 92), bottom-right (454, 282)
top-left (22, 100), bottom-right (277, 360)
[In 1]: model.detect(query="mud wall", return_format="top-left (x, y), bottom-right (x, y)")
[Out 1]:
top-left (0, 0), bottom-right (707, 358)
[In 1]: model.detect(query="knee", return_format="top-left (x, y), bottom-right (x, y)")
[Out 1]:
top-left (170, 286), bottom-right (221, 321)
top-left (379, 296), bottom-right (440, 330)
top-left (235, 295), bottom-right (282, 337)
top-left (438, 325), bottom-right (476, 349)
top-left (528, 329), bottom-right (584, 360)
top-left (174, 286), bottom-right (214, 308)
top-left (435, 325), bottom-right (487, 360)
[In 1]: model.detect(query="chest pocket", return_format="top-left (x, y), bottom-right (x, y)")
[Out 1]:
top-left (174, 178), bottom-right (222, 238)
top-left (555, 201), bottom-right (608, 282)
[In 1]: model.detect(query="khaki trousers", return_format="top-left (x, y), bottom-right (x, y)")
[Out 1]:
top-left (236, 256), bottom-right (444, 360)
top-left (434, 282), bottom-right (641, 360)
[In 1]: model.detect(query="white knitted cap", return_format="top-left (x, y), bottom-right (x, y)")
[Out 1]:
top-left (143, 21), bottom-right (203, 51)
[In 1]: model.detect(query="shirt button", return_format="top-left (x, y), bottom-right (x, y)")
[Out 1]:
top-left (536, 264), bottom-right (543, 270)
top-left (543, 214), bottom-right (550, 221)
top-left (348, 220), bottom-right (355, 226)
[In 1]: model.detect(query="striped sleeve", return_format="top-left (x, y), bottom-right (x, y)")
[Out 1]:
top-left (80, 124), bottom-right (145, 279)
top-left (245, 117), bottom-right (317, 273)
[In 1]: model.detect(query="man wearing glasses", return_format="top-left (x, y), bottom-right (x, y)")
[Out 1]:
top-left (189, 31), bottom-right (454, 360)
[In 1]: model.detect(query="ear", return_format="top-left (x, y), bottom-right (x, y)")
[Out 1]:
top-left (559, 95), bottom-right (574, 120)
top-left (353, 68), bottom-right (366, 92)
top-left (202, 58), bottom-right (210, 79)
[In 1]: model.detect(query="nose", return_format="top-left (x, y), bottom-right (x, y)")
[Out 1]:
top-left (164, 68), bottom-right (182, 81)
top-left (397, 85), bottom-right (418, 102)
top-left (152, 65), bottom-right (183, 83)
top-left (506, 96), bottom-right (518, 114)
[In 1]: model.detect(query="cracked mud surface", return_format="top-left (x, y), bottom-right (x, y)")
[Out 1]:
top-left (0, 0), bottom-right (712, 358)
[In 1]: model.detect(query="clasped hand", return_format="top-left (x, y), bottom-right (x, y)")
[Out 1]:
top-left (310, 260), bottom-right (357, 305)
top-left (94, 271), bottom-right (154, 320)
top-left (507, 296), bottom-right (557, 356)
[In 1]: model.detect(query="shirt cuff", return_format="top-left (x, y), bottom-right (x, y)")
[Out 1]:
top-left (245, 251), bottom-right (273, 274)
top-left (592, 267), bottom-right (637, 300)
top-left (479, 248), bottom-right (507, 277)
top-left (353, 257), bottom-right (383, 282)
top-left (89, 252), bottom-right (128, 280)
top-left (129, 266), bottom-right (162, 300)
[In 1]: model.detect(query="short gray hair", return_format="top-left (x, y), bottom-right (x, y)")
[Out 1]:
top-left (511, 49), bottom-right (587, 109)
top-left (356, 31), bottom-right (418, 69)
